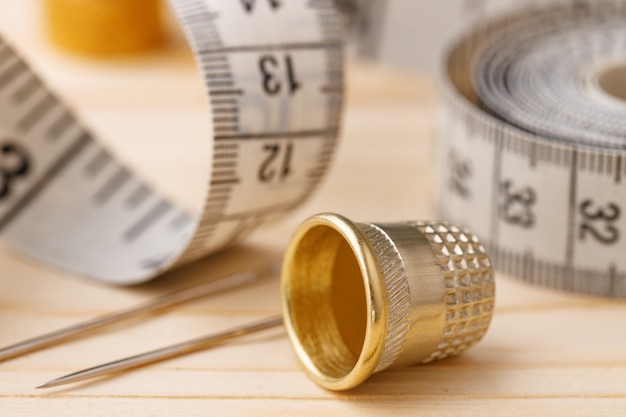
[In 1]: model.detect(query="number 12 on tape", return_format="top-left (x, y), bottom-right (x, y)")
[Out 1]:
top-left (439, 103), bottom-right (626, 296)
top-left (0, 0), bottom-right (344, 284)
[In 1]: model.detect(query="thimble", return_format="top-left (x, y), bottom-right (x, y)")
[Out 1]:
top-left (281, 213), bottom-right (495, 390)
top-left (44, 0), bottom-right (164, 55)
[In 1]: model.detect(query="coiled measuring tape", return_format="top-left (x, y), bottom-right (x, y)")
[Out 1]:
top-left (0, 0), bottom-right (343, 284)
top-left (438, 1), bottom-right (626, 297)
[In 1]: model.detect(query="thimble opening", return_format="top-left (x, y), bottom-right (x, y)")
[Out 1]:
top-left (283, 223), bottom-right (369, 383)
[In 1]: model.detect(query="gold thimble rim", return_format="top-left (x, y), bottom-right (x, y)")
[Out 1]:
top-left (281, 213), bottom-right (388, 391)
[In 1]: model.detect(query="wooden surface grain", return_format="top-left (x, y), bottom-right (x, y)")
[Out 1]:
top-left (1, 2), bottom-right (626, 416)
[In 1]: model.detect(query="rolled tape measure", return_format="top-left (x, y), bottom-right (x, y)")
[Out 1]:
top-left (438, 0), bottom-right (626, 297)
top-left (0, 0), bottom-right (343, 284)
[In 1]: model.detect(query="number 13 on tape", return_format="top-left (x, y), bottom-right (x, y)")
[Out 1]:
top-left (0, 0), bottom-right (344, 284)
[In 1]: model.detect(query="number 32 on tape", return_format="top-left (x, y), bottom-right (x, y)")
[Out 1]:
top-left (438, 1), bottom-right (626, 297)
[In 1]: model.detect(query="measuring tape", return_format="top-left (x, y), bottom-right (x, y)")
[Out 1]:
top-left (438, 0), bottom-right (626, 297)
top-left (0, 0), bottom-right (343, 284)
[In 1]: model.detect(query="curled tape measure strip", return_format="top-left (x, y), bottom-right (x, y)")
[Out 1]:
top-left (0, 0), bottom-right (343, 284)
top-left (439, 1), bottom-right (626, 297)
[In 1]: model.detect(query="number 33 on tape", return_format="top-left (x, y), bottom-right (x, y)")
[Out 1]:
top-left (0, 0), bottom-right (344, 284)
top-left (438, 1), bottom-right (626, 297)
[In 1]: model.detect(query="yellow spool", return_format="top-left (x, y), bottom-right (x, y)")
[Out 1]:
top-left (44, 0), bottom-right (164, 55)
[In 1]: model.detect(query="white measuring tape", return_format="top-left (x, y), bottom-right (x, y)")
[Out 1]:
top-left (438, 0), bottom-right (626, 297)
top-left (0, 0), bottom-right (343, 284)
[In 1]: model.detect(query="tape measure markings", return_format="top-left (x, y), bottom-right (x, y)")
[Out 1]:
top-left (0, 64), bottom-right (27, 94)
top-left (212, 129), bottom-right (336, 141)
top-left (169, 0), bottom-right (344, 267)
top-left (440, 3), bottom-right (626, 296)
top-left (11, 76), bottom-right (40, 107)
top-left (197, 41), bottom-right (342, 55)
top-left (124, 200), bottom-right (173, 242)
top-left (444, 96), bottom-right (619, 292)
top-left (0, 0), bottom-right (343, 283)
top-left (17, 92), bottom-right (56, 133)
top-left (46, 110), bottom-right (73, 141)
top-left (0, 132), bottom-right (92, 231)
top-left (177, 0), bottom-right (338, 233)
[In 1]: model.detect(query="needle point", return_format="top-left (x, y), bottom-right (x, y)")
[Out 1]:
top-left (36, 379), bottom-right (60, 389)
top-left (35, 315), bottom-right (283, 389)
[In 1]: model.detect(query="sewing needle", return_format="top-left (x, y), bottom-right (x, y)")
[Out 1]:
top-left (37, 315), bottom-right (284, 389)
top-left (0, 263), bottom-right (277, 362)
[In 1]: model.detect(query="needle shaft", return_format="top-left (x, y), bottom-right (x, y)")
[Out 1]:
top-left (0, 263), bottom-right (277, 362)
top-left (37, 315), bottom-right (284, 389)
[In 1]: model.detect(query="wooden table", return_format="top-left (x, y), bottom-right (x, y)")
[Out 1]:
top-left (1, 2), bottom-right (626, 415)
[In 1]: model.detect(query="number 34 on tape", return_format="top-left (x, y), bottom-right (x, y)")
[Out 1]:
top-left (438, 1), bottom-right (626, 297)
